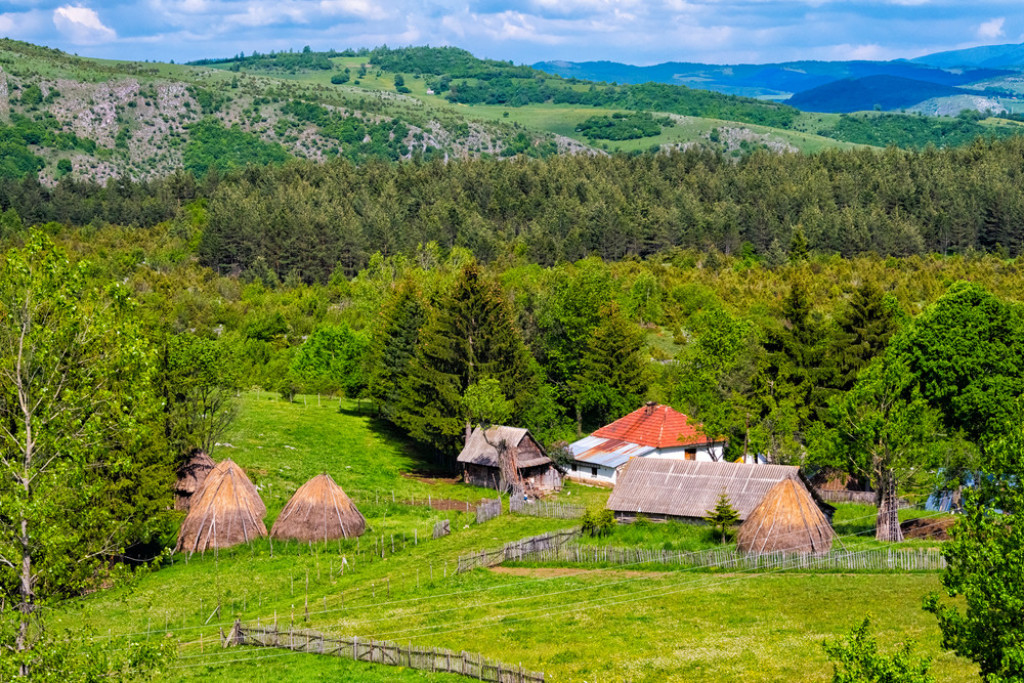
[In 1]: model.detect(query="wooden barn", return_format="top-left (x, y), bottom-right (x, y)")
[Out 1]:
top-left (606, 458), bottom-right (832, 523)
top-left (457, 426), bottom-right (562, 496)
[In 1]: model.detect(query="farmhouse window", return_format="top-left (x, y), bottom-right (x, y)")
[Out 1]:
top-left (685, 448), bottom-right (697, 461)
top-left (591, 467), bottom-right (598, 477)
top-left (571, 463), bottom-right (577, 472)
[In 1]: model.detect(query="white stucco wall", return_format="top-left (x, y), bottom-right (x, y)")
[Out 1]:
top-left (567, 461), bottom-right (618, 484)
top-left (644, 443), bottom-right (726, 462)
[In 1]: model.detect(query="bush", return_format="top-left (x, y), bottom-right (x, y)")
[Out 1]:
top-left (822, 618), bottom-right (933, 683)
top-left (581, 508), bottom-right (616, 537)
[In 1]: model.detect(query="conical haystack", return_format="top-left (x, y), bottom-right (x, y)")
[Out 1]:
top-left (214, 458), bottom-right (266, 518)
top-left (175, 459), bottom-right (267, 554)
top-left (737, 478), bottom-right (835, 555)
top-left (271, 473), bottom-right (366, 542)
top-left (174, 451), bottom-right (216, 510)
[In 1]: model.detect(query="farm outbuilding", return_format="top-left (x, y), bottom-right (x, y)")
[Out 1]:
top-left (737, 478), bottom-right (836, 555)
top-left (567, 403), bottom-right (726, 486)
top-left (175, 459), bottom-right (268, 554)
top-left (457, 426), bottom-right (562, 496)
top-left (606, 458), bottom-right (833, 523)
top-left (270, 473), bottom-right (367, 541)
top-left (174, 450), bottom-right (215, 510)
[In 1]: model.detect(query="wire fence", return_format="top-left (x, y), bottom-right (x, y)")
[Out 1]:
top-left (232, 621), bottom-right (545, 682)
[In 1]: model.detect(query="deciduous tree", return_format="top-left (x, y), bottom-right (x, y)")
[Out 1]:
top-left (0, 235), bottom-right (156, 674)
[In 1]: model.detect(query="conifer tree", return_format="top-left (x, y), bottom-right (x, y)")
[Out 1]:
top-left (704, 492), bottom-right (740, 544)
top-left (819, 282), bottom-right (900, 402)
top-left (788, 227), bottom-right (810, 262)
top-left (394, 263), bottom-right (534, 457)
top-left (366, 281), bottom-right (425, 420)
top-left (570, 301), bottom-right (649, 428)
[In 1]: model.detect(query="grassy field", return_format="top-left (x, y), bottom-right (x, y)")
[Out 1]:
top-left (66, 393), bottom-right (975, 682)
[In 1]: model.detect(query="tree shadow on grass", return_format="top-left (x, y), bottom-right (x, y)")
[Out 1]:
top-left (337, 402), bottom-right (456, 477)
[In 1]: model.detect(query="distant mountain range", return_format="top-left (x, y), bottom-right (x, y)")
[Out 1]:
top-left (912, 42), bottom-right (1024, 69)
top-left (533, 42), bottom-right (1024, 114)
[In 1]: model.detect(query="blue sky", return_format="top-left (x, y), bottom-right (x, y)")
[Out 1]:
top-left (1, 0), bottom-right (1021, 65)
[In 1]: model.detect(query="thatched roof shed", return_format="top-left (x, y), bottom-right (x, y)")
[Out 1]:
top-left (457, 426), bottom-right (562, 495)
top-left (270, 474), bottom-right (366, 541)
top-left (174, 451), bottom-right (216, 511)
top-left (607, 459), bottom-right (832, 522)
top-left (457, 426), bottom-right (553, 469)
top-left (737, 479), bottom-right (836, 555)
top-left (175, 459), bottom-right (267, 554)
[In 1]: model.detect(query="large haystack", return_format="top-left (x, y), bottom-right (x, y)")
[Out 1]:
top-left (215, 458), bottom-right (266, 518)
top-left (174, 451), bottom-right (216, 511)
top-left (175, 459), bottom-right (267, 554)
top-left (737, 478), bottom-right (835, 555)
top-left (270, 474), bottom-right (366, 542)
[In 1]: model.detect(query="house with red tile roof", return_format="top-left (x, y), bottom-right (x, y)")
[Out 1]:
top-left (567, 402), bottom-right (726, 485)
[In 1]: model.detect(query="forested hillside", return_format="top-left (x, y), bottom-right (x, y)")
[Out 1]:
top-left (6, 39), bottom-right (1024, 188)
top-left (6, 137), bottom-right (1021, 286)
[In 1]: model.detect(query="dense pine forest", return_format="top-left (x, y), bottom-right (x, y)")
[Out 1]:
top-left (5, 138), bottom-right (1024, 286)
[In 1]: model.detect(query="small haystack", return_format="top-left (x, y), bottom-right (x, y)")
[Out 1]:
top-left (174, 451), bottom-right (216, 511)
top-left (737, 479), bottom-right (835, 555)
top-left (270, 474), bottom-right (366, 542)
top-left (175, 459), bottom-right (267, 554)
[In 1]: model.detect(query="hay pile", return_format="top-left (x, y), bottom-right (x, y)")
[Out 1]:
top-left (737, 479), bottom-right (835, 555)
top-left (174, 451), bottom-right (216, 511)
top-left (270, 473), bottom-right (366, 542)
top-left (175, 459), bottom-right (267, 554)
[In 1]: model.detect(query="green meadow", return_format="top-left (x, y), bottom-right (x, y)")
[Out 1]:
top-left (63, 394), bottom-right (975, 681)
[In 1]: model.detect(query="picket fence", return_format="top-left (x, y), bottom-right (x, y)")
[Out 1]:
top-left (232, 622), bottom-right (544, 682)
top-left (502, 543), bottom-right (947, 572)
top-left (509, 497), bottom-right (586, 519)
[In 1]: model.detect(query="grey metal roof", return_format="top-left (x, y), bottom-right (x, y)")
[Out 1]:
top-left (456, 426), bottom-right (552, 469)
top-left (569, 436), bottom-right (654, 469)
top-left (606, 459), bottom-right (805, 521)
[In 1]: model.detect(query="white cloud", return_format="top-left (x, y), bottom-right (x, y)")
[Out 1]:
top-left (52, 5), bottom-right (116, 45)
top-left (0, 9), bottom-right (48, 37)
top-left (318, 0), bottom-right (390, 20)
top-left (976, 17), bottom-right (1004, 40)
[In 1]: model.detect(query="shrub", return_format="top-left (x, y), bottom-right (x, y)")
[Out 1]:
top-left (581, 508), bottom-right (616, 537)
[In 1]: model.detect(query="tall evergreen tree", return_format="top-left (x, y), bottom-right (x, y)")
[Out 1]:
top-left (366, 281), bottom-right (426, 421)
top-left (825, 283), bottom-right (900, 395)
top-left (394, 263), bottom-right (534, 457)
top-left (759, 283), bottom-right (826, 459)
top-left (570, 301), bottom-right (649, 428)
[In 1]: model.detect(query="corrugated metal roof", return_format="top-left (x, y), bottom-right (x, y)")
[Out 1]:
top-left (569, 436), bottom-right (655, 469)
top-left (606, 459), bottom-right (805, 520)
top-left (456, 426), bottom-right (552, 469)
top-left (593, 403), bottom-right (714, 448)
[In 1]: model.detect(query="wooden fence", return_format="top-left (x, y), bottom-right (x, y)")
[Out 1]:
top-left (501, 543), bottom-right (947, 572)
top-left (509, 497), bottom-right (586, 519)
top-left (457, 529), bottom-right (580, 573)
top-left (477, 498), bottom-right (503, 524)
top-left (233, 622), bottom-right (544, 682)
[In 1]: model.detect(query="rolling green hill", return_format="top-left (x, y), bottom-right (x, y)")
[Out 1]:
top-left (4, 39), bottom-right (1024, 186)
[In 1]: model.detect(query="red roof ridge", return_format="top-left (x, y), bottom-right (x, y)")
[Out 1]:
top-left (592, 404), bottom-right (712, 449)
